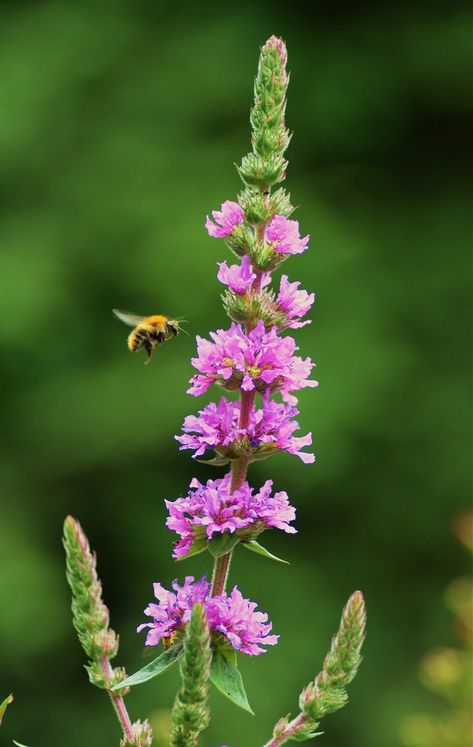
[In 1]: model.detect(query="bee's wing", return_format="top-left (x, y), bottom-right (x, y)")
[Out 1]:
top-left (113, 309), bottom-right (145, 327)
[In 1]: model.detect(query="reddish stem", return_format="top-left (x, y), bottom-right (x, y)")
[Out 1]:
top-left (101, 657), bottom-right (135, 744)
top-left (263, 713), bottom-right (308, 747)
top-left (210, 389), bottom-right (256, 597)
top-left (210, 210), bottom-right (267, 598)
top-left (210, 551), bottom-right (233, 597)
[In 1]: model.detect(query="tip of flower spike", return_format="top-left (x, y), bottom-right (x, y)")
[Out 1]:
top-left (64, 514), bottom-right (77, 530)
top-left (263, 35), bottom-right (288, 66)
top-left (63, 515), bottom-right (91, 556)
top-left (345, 591), bottom-right (367, 628)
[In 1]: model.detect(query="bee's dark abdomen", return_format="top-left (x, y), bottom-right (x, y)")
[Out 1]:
top-left (128, 329), bottom-right (147, 352)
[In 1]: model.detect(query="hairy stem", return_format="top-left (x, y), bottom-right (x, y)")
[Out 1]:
top-left (101, 657), bottom-right (136, 744)
top-left (210, 551), bottom-right (233, 597)
top-left (263, 713), bottom-right (307, 747)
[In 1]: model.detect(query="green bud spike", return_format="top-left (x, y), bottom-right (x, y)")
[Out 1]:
top-left (238, 36), bottom-right (290, 191)
top-left (0, 693), bottom-right (13, 725)
top-left (63, 516), bottom-right (152, 746)
top-left (63, 515), bottom-right (118, 669)
top-left (263, 592), bottom-right (366, 746)
top-left (169, 602), bottom-right (212, 747)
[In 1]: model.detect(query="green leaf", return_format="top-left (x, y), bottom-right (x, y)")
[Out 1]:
top-left (241, 539), bottom-right (289, 564)
top-left (111, 643), bottom-right (183, 690)
top-left (290, 729), bottom-right (323, 741)
top-left (176, 538), bottom-right (208, 561)
top-left (221, 648), bottom-right (237, 667)
top-left (0, 694), bottom-right (13, 725)
top-left (210, 651), bottom-right (253, 714)
top-left (13, 742), bottom-right (30, 747)
top-left (195, 455), bottom-right (230, 466)
top-left (208, 533), bottom-right (240, 558)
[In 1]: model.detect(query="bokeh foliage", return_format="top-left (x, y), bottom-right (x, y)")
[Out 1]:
top-left (0, 1), bottom-right (470, 745)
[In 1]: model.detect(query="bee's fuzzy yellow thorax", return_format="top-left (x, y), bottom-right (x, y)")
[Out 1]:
top-left (142, 315), bottom-right (169, 326)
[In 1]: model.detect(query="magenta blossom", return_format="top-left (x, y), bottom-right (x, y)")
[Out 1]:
top-left (165, 473), bottom-right (296, 558)
top-left (276, 275), bottom-right (315, 329)
top-left (137, 576), bottom-right (210, 646)
top-left (188, 320), bottom-right (317, 404)
top-left (176, 396), bottom-right (315, 464)
top-left (265, 215), bottom-right (309, 255)
top-left (138, 576), bottom-right (278, 655)
top-left (217, 255), bottom-right (256, 294)
top-left (207, 586), bottom-right (278, 655)
top-left (206, 200), bottom-right (245, 238)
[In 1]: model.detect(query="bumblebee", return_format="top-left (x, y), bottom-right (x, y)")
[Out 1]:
top-left (113, 309), bottom-right (184, 364)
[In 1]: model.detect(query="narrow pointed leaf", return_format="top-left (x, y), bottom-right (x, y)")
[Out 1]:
top-left (208, 533), bottom-right (241, 558)
top-left (111, 643), bottom-right (183, 690)
top-left (0, 694), bottom-right (13, 725)
top-left (13, 742), bottom-right (30, 747)
top-left (210, 651), bottom-right (253, 714)
top-left (242, 539), bottom-right (289, 564)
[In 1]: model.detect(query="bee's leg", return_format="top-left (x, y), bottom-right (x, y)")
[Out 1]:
top-left (143, 339), bottom-right (154, 365)
top-left (166, 322), bottom-right (178, 339)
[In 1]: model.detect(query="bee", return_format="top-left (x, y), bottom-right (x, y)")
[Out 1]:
top-left (113, 309), bottom-right (186, 365)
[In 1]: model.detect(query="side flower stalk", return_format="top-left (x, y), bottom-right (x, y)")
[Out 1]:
top-left (63, 516), bottom-right (152, 747)
top-left (264, 591), bottom-right (366, 746)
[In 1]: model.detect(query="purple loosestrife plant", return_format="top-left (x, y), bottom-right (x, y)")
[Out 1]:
top-left (63, 36), bottom-right (366, 747)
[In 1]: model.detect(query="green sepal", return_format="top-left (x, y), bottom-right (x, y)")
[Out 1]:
top-left (210, 651), bottom-right (253, 714)
top-left (112, 643), bottom-right (183, 690)
top-left (208, 532), bottom-right (241, 558)
top-left (241, 539), bottom-right (289, 564)
top-left (176, 537), bottom-right (208, 561)
top-left (0, 694), bottom-right (13, 725)
top-left (237, 153), bottom-right (287, 188)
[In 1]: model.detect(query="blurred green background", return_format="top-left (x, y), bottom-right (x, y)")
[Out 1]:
top-left (0, 1), bottom-right (470, 745)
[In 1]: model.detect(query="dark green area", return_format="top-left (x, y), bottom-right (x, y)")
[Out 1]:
top-left (0, 1), bottom-right (470, 746)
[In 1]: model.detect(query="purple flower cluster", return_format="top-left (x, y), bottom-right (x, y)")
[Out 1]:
top-left (137, 38), bottom-right (316, 663)
top-left (138, 576), bottom-right (278, 655)
top-left (217, 261), bottom-right (315, 329)
top-left (176, 396), bottom-right (315, 464)
top-left (166, 473), bottom-right (296, 558)
top-left (206, 204), bottom-right (309, 259)
top-left (188, 320), bottom-right (317, 404)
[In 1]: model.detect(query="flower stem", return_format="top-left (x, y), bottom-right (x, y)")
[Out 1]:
top-left (210, 550), bottom-right (233, 597)
top-left (101, 657), bottom-right (136, 744)
top-left (263, 713), bottom-right (307, 747)
top-left (210, 389), bottom-right (256, 597)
